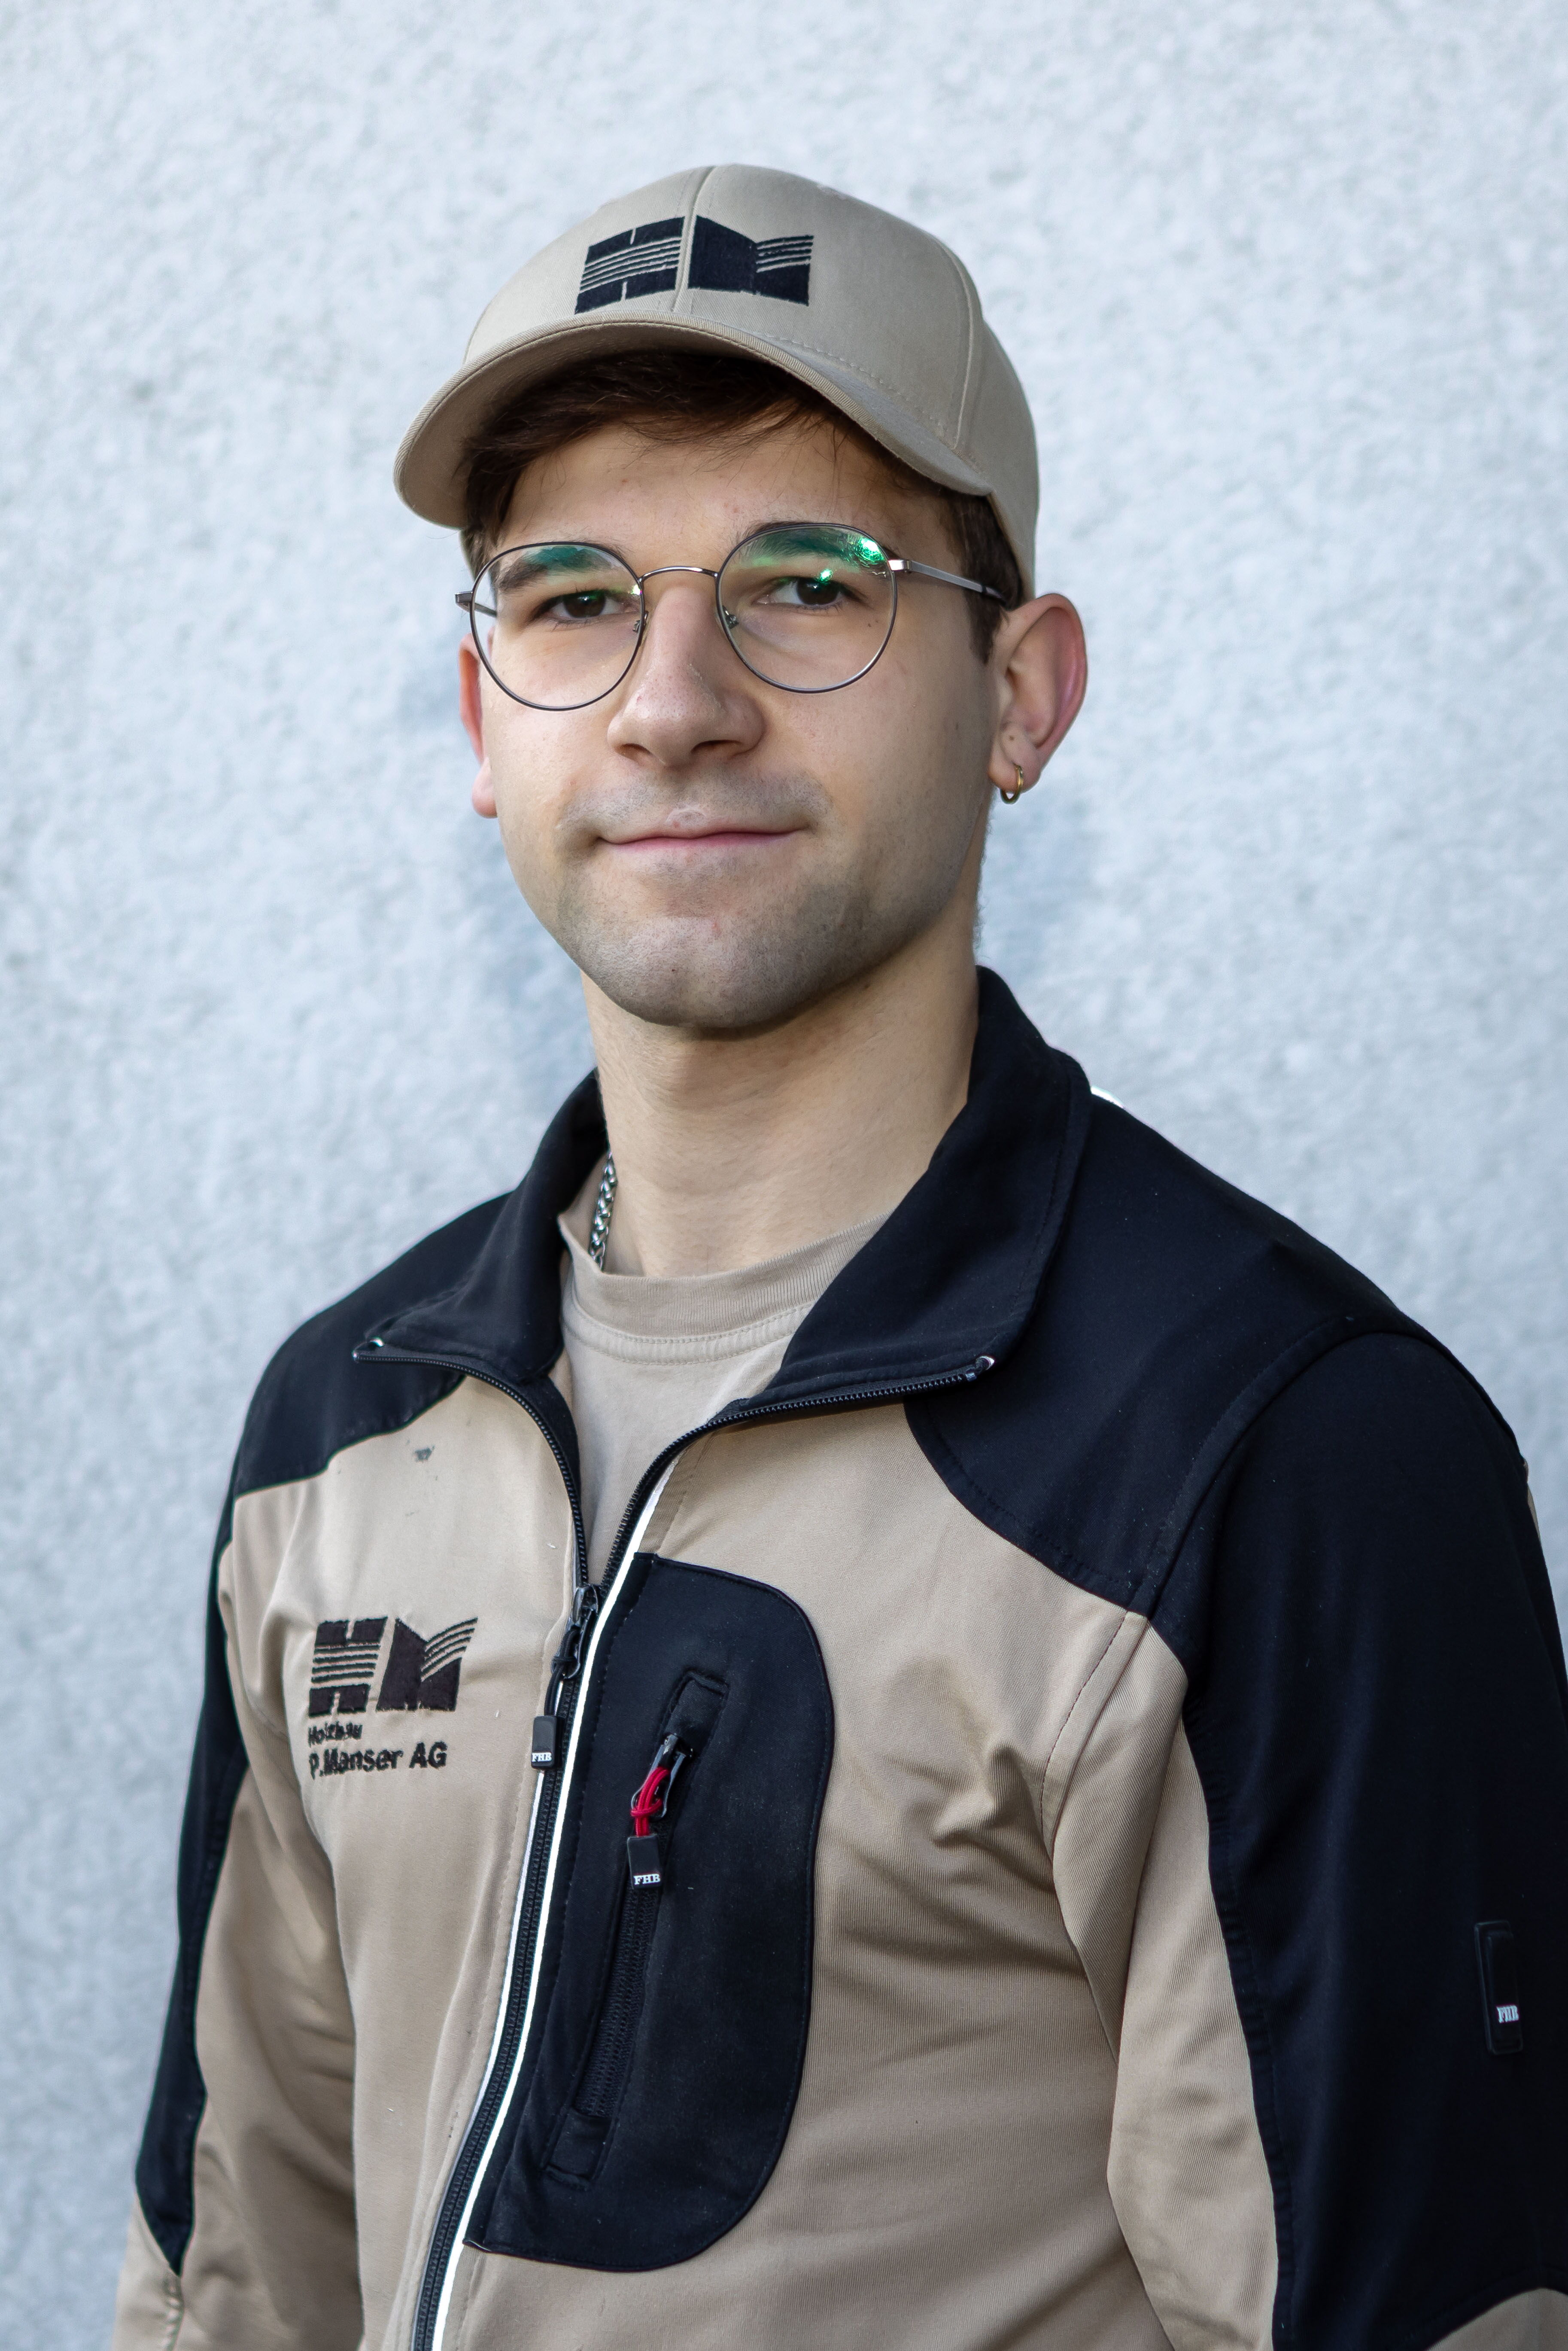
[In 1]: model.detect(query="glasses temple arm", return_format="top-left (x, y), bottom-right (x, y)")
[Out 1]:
top-left (886, 557), bottom-right (1006, 605)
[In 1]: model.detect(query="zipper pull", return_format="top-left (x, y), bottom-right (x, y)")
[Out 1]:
top-left (556, 1581), bottom-right (601, 1679)
top-left (626, 1734), bottom-right (687, 1885)
top-left (532, 1585), bottom-right (602, 1771)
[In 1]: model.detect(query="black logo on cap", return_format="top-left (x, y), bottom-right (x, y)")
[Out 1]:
top-left (689, 217), bottom-right (812, 305)
top-left (576, 216), bottom-right (683, 312)
top-left (574, 215), bottom-right (813, 314)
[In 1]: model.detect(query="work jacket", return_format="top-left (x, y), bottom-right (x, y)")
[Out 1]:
top-left (116, 974), bottom-right (1568, 2350)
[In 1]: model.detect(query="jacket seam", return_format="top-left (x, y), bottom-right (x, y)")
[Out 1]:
top-left (908, 1406), bottom-right (1109, 1602)
top-left (1037, 1604), bottom-right (1143, 1858)
top-left (234, 1367), bottom-right (467, 1516)
top-left (914, 1319), bottom-right (1430, 1630)
top-left (1036, 1606), bottom-right (1175, 2060)
top-left (158, 2254), bottom-right (184, 2350)
top-left (219, 1541), bottom-right (291, 1748)
top-left (1181, 1670), bottom-right (1300, 2344)
top-left (1390, 2270), bottom-right (1568, 2351)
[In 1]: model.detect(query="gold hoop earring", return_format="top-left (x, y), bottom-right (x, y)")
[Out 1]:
top-left (1000, 762), bottom-right (1025, 805)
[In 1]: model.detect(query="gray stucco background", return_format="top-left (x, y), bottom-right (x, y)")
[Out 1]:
top-left (3, 2), bottom-right (1564, 2338)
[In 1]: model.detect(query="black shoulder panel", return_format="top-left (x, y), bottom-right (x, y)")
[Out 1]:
top-left (235, 1193), bottom-right (511, 1501)
top-left (907, 1095), bottom-right (1427, 1618)
top-left (134, 1192), bottom-right (513, 2270)
top-left (1184, 1336), bottom-right (1568, 2341)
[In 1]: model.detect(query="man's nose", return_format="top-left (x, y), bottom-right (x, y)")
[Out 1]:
top-left (605, 571), bottom-right (763, 768)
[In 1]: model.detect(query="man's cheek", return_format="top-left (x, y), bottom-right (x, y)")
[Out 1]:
top-left (492, 795), bottom-right (565, 925)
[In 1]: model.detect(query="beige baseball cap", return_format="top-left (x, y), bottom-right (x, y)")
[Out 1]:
top-left (395, 163), bottom-right (1038, 593)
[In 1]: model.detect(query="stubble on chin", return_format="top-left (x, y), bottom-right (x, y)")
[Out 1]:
top-left (523, 770), bottom-right (861, 1035)
top-left (550, 857), bottom-right (898, 1035)
top-left (515, 765), bottom-right (978, 1037)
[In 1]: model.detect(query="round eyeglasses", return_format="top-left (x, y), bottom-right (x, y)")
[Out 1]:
top-left (455, 521), bottom-right (1005, 710)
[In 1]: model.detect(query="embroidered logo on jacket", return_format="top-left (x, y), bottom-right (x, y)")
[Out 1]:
top-left (574, 214), bottom-right (813, 314)
top-left (309, 1616), bottom-right (387, 1717)
top-left (377, 1616), bottom-right (477, 1712)
top-left (306, 1613), bottom-right (476, 1783)
top-left (307, 1614), bottom-right (476, 1716)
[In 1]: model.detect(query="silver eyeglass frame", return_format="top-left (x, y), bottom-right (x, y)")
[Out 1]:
top-left (454, 523), bottom-right (1006, 710)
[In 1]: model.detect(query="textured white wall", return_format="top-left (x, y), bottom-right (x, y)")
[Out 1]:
top-left (3, 3), bottom-right (1564, 2339)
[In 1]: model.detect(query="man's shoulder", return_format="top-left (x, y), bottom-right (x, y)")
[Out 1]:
top-left (910, 1089), bottom-right (1495, 1612)
top-left (1066, 1089), bottom-right (1392, 1329)
top-left (233, 1191), bottom-right (511, 1505)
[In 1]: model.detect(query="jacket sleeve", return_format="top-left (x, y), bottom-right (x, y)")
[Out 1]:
top-left (1103, 1333), bottom-right (1568, 2350)
top-left (113, 1480), bottom-right (361, 2351)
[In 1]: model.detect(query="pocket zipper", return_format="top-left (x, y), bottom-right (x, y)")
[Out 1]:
top-left (548, 1733), bottom-right (692, 2180)
top-left (626, 1732), bottom-right (687, 1887)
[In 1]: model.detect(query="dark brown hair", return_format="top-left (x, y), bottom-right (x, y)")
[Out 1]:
top-left (459, 348), bottom-right (1024, 660)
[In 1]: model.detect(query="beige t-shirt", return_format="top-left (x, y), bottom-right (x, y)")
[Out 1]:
top-left (556, 1172), bottom-right (887, 1583)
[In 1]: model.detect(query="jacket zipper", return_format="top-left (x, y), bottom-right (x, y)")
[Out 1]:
top-left (412, 1465), bottom-right (671, 2351)
top-left (361, 1341), bottom-right (994, 2351)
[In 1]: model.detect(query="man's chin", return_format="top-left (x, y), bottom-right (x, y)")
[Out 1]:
top-left (565, 906), bottom-right (884, 1038)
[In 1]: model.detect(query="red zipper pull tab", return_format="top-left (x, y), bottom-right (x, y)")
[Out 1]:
top-left (626, 1734), bottom-right (686, 1885)
top-left (629, 1763), bottom-right (671, 1840)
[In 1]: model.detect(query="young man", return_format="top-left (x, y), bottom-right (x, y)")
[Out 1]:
top-left (116, 166), bottom-right (1568, 2351)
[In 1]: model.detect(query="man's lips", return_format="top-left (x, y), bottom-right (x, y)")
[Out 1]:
top-left (602, 826), bottom-right (800, 851)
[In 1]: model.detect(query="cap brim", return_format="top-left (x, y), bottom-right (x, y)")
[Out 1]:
top-left (395, 315), bottom-right (996, 537)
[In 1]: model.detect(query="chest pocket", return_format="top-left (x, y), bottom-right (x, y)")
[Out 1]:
top-left (468, 1553), bottom-right (834, 2270)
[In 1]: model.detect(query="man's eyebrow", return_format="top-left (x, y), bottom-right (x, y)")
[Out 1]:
top-left (489, 540), bottom-right (624, 586)
top-left (736, 518), bottom-right (892, 555)
top-left (497, 541), bottom-right (604, 569)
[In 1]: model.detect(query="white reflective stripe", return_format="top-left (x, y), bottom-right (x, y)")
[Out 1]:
top-left (427, 1463), bottom-right (677, 2351)
top-left (424, 1772), bottom-right (545, 2351)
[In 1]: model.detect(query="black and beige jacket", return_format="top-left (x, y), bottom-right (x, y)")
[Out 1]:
top-left (116, 974), bottom-right (1568, 2350)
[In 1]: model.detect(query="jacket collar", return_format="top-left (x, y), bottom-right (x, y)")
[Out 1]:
top-left (363, 968), bottom-right (1091, 1409)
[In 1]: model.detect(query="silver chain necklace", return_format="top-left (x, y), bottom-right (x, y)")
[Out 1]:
top-left (588, 1152), bottom-right (617, 1269)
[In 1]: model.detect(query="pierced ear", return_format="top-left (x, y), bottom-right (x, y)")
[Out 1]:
top-left (987, 595), bottom-right (1087, 796)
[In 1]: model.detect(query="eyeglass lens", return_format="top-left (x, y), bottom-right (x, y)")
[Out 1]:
top-left (468, 525), bottom-right (896, 709)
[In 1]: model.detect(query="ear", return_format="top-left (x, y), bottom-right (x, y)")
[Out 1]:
top-left (459, 640), bottom-right (496, 818)
top-left (986, 594), bottom-right (1088, 797)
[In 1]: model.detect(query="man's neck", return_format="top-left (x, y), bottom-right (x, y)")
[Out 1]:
top-left (583, 929), bottom-right (979, 1278)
